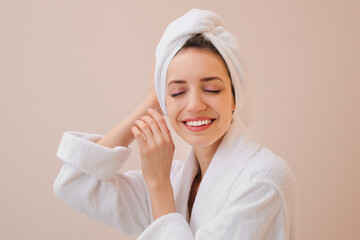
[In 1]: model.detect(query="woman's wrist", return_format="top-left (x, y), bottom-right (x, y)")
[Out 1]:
top-left (96, 96), bottom-right (160, 148)
top-left (147, 179), bottom-right (176, 220)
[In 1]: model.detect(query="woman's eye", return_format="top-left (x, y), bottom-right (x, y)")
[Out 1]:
top-left (170, 92), bottom-right (185, 97)
top-left (205, 90), bottom-right (221, 94)
top-left (170, 89), bottom-right (220, 97)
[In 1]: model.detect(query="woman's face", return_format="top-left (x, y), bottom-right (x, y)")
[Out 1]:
top-left (165, 48), bottom-right (235, 150)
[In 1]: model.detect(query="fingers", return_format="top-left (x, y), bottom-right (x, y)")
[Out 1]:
top-left (133, 108), bottom-right (172, 146)
top-left (131, 126), bottom-right (146, 147)
top-left (146, 108), bottom-right (171, 137)
top-left (134, 119), bottom-right (156, 146)
top-left (140, 115), bottom-right (162, 138)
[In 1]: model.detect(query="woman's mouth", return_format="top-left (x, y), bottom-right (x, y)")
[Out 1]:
top-left (181, 118), bottom-right (216, 132)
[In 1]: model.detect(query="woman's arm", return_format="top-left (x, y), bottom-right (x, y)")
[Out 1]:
top-left (95, 58), bottom-right (177, 220)
top-left (54, 59), bottom-right (168, 233)
top-left (95, 97), bottom-right (160, 148)
top-left (53, 130), bottom-right (151, 234)
top-left (131, 108), bottom-right (177, 220)
top-left (54, 162), bottom-right (151, 234)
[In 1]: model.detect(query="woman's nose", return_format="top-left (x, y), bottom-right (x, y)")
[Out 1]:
top-left (185, 91), bottom-right (207, 113)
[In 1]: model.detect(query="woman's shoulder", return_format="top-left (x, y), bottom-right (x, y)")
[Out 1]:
top-left (243, 146), bottom-right (297, 191)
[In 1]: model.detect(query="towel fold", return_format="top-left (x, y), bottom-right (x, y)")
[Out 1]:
top-left (154, 8), bottom-right (256, 127)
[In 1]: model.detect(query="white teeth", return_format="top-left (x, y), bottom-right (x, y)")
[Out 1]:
top-left (185, 119), bottom-right (213, 127)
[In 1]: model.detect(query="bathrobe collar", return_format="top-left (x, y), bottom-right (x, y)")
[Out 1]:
top-left (173, 119), bottom-right (262, 231)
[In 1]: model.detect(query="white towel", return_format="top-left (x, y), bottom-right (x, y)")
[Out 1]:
top-left (154, 8), bottom-right (256, 127)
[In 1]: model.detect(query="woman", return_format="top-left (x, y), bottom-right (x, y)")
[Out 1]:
top-left (54, 9), bottom-right (298, 239)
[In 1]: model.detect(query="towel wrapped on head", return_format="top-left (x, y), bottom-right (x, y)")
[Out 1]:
top-left (154, 8), bottom-right (256, 127)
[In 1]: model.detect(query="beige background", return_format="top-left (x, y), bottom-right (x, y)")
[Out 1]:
top-left (1, 0), bottom-right (359, 239)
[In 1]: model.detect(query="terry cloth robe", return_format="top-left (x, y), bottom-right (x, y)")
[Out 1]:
top-left (54, 120), bottom-right (298, 239)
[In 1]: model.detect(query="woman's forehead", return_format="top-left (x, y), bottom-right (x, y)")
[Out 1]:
top-left (166, 48), bottom-right (230, 84)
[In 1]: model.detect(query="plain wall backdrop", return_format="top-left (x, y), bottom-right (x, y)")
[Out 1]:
top-left (1, 0), bottom-right (359, 239)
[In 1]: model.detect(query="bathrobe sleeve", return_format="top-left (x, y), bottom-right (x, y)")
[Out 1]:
top-left (137, 181), bottom-right (290, 239)
top-left (53, 131), bottom-right (152, 235)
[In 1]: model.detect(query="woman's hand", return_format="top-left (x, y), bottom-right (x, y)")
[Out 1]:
top-left (131, 108), bottom-right (174, 187)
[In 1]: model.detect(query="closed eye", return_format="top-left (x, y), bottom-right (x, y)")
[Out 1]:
top-left (170, 92), bottom-right (185, 97)
top-left (170, 90), bottom-right (220, 97)
top-left (205, 90), bottom-right (221, 94)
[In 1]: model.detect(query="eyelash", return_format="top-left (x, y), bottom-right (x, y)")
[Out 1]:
top-left (170, 90), bottom-right (221, 97)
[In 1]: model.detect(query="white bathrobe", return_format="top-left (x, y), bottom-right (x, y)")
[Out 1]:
top-left (53, 120), bottom-right (298, 239)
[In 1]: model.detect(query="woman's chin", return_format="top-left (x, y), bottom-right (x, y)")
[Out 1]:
top-left (181, 135), bottom-right (223, 150)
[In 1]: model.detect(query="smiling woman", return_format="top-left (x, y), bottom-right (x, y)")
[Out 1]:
top-left (53, 8), bottom-right (298, 239)
top-left (166, 47), bottom-right (235, 166)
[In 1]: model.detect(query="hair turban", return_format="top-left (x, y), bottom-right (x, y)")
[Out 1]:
top-left (154, 8), bottom-right (256, 127)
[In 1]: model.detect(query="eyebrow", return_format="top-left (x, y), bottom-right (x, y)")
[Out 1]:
top-left (167, 76), bottom-right (224, 86)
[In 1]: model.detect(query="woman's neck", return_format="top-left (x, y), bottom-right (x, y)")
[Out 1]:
top-left (193, 136), bottom-right (224, 180)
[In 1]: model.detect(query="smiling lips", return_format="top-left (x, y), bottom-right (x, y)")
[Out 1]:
top-left (182, 117), bottom-right (216, 132)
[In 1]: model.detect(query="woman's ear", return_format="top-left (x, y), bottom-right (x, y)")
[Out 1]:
top-left (233, 104), bottom-right (236, 111)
